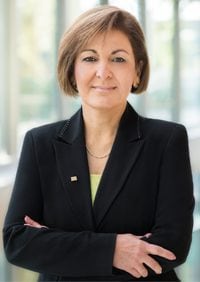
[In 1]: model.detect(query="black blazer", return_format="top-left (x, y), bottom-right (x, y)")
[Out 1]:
top-left (3, 103), bottom-right (194, 281)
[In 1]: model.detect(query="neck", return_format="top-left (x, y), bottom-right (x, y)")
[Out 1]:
top-left (82, 103), bottom-right (126, 144)
top-left (83, 103), bottom-right (127, 174)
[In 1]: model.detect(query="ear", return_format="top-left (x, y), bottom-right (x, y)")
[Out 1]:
top-left (70, 76), bottom-right (78, 92)
top-left (136, 60), bottom-right (144, 78)
top-left (132, 61), bottom-right (144, 90)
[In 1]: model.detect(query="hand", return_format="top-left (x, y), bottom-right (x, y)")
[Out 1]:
top-left (113, 233), bottom-right (176, 278)
top-left (24, 215), bottom-right (48, 229)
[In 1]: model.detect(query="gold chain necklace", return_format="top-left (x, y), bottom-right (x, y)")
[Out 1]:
top-left (86, 146), bottom-right (110, 159)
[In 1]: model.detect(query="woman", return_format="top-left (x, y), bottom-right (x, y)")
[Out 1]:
top-left (3, 5), bottom-right (194, 281)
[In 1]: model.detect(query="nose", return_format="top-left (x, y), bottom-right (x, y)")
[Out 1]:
top-left (96, 62), bottom-right (112, 79)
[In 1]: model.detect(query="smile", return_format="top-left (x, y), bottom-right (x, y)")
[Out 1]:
top-left (92, 86), bottom-right (116, 91)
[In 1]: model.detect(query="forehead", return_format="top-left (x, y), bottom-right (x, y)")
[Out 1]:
top-left (82, 29), bottom-right (132, 51)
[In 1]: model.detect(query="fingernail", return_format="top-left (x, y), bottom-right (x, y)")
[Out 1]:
top-left (157, 268), bottom-right (162, 274)
top-left (170, 253), bottom-right (176, 260)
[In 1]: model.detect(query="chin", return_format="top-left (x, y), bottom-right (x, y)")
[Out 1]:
top-left (91, 102), bottom-right (122, 111)
top-left (86, 97), bottom-right (124, 110)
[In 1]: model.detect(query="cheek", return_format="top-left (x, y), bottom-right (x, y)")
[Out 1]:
top-left (74, 65), bottom-right (91, 86)
top-left (120, 72), bottom-right (134, 90)
top-left (118, 64), bottom-right (135, 82)
top-left (74, 65), bottom-right (81, 83)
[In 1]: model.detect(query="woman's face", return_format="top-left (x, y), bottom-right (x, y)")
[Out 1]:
top-left (74, 29), bottom-right (139, 111)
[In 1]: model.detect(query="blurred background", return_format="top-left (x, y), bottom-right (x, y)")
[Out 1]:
top-left (0, 0), bottom-right (199, 281)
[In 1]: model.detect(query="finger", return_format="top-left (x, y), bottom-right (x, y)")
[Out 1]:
top-left (128, 267), bottom-right (141, 278)
top-left (24, 224), bottom-right (33, 227)
top-left (24, 223), bottom-right (48, 230)
top-left (135, 235), bottom-right (143, 239)
top-left (144, 233), bottom-right (152, 238)
top-left (134, 262), bottom-right (148, 278)
top-left (138, 233), bottom-right (152, 239)
top-left (24, 216), bottom-right (42, 228)
top-left (24, 216), bottom-right (48, 229)
top-left (147, 244), bottom-right (176, 260)
top-left (24, 215), bottom-right (37, 225)
top-left (143, 255), bottom-right (162, 275)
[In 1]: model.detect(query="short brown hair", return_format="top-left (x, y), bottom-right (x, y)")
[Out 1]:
top-left (57, 5), bottom-right (150, 96)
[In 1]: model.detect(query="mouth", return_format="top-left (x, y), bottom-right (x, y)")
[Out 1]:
top-left (92, 86), bottom-right (116, 91)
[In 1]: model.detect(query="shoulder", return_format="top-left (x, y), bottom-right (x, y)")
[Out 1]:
top-left (140, 116), bottom-right (188, 142)
top-left (127, 103), bottom-right (187, 140)
top-left (141, 116), bottom-right (186, 131)
top-left (26, 120), bottom-right (69, 141)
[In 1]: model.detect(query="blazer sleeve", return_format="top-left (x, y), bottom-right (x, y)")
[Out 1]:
top-left (3, 131), bottom-right (116, 277)
top-left (142, 124), bottom-right (194, 274)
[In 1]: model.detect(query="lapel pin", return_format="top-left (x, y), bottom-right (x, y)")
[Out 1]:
top-left (70, 176), bottom-right (78, 182)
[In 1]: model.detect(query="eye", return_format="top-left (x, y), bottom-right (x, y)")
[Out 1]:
top-left (82, 56), bottom-right (97, 62)
top-left (112, 57), bottom-right (126, 63)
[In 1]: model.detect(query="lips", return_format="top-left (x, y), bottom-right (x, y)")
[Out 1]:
top-left (92, 86), bottom-right (116, 91)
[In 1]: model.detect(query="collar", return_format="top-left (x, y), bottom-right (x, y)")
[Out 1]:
top-left (57, 102), bottom-right (142, 144)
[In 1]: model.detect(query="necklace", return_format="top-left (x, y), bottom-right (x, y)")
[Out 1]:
top-left (86, 146), bottom-right (110, 159)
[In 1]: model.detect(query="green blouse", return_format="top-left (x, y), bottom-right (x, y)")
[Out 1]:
top-left (90, 174), bottom-right (101, 204)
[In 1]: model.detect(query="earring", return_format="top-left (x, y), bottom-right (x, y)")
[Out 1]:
top-left (133, 78), bottom-right (140, 89)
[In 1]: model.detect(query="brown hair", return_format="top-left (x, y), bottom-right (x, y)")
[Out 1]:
top-left (57, 5), bottom-right (150, 96)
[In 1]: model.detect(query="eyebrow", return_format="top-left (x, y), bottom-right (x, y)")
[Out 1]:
top-left (81, 49), bottom-right (130, 55)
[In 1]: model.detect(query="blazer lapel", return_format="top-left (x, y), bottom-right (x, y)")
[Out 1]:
top-left (53, 104), bottom-right (144, 231)
top-left (93, 104), bottom-right (145, 228)
top-left (53, 109), bottom-right (94, 230)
